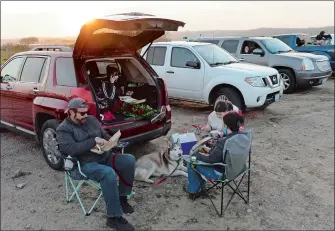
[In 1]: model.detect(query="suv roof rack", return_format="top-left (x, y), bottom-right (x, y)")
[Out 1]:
top-left (30, 45), bottom-right (73, 52)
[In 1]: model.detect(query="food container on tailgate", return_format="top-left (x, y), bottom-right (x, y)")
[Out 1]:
top-left (170, 132), bottom-right (197, 155)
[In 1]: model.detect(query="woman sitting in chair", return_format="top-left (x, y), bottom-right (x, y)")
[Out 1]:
top-left (185, 112), bottom-right (244, 199)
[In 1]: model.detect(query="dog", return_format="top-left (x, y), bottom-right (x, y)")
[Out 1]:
top-left (134, 139), bottom-right (188, 184)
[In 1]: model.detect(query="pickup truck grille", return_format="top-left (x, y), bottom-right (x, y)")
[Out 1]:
top-left (316, 60), bottom-right (331, 72)
top-left (269, 74), bottom-right (279, 85)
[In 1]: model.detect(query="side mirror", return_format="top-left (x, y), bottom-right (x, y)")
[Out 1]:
top-left (186, 60), bottom-right (200, 69)
top-left (252, 48), bottom-right (265, 56)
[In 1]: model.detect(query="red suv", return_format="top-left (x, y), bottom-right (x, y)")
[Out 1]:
top-left (0, 13), bottom-right (185, 170)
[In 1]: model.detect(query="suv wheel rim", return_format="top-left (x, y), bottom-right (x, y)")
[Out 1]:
top-left (280, 73), bottom-right (290, 90)
top-left (43, 128), bottom-right (61, 165)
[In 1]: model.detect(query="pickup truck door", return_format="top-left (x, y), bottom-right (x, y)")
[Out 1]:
top-left (238, 40), bottom-right (269, 66)
top-left (0, 57), bottom-right (25, 126)
top-left (12, 56), bottom-right (49, 132)
top-left (164, 46), bottom-right (205, 100)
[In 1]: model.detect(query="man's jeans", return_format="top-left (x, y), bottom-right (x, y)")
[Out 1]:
top-left (186, 161), bottom-right (222, 193)
top-left (81, 153), bottom-right (136, 217)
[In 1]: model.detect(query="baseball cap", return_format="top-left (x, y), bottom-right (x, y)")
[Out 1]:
top-left (65, 98), bottom-right (88, 113)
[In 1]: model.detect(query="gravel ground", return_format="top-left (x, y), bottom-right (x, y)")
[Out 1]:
top-left (1, 80), bottom-right (334, 230)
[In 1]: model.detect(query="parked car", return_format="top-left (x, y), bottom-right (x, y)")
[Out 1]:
top-left (140, 41), bottom-right (284, 111)
top-left (272, 34), bottom-right (335, 72)
top-left (191, 36), bottom-right (332, 93)
top-left (0, 13), bottom-right (185, 170)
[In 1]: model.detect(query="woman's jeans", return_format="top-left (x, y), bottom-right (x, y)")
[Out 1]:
top-left (187, 161), bottom-right (222, 193)
top-left (81, 153), bottom-right (136, 217)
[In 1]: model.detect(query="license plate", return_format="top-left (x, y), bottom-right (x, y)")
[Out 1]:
top-left (275, 94), bottom-right (280, 101)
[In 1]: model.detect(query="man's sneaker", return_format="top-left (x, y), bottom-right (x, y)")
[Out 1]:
top-left (120, 196), bottom-right (134, 214)
top-left (106, 216), bottom-right (134, 231)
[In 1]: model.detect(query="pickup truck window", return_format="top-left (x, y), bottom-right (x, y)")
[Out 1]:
top-left (56, 58), bottom-right (77, 87)
top-left (171, 47), bottom-right (199, 68)
top-left (193, 44), bottom-right (237, 66)
top-left (146, 47), bottom-right (167, 66)
top-left (241, 41), bottom-right (262, 54)
top-left (261, 39), bottom-right (293, 54)
top-left (221, 40), bottom-right (239, 53)
top-left (278, 36), bottom-right (291, 46)
top-left (20, 57), bottom-right (47, 83)
top-left (1, 57), bottom-right (25, 82)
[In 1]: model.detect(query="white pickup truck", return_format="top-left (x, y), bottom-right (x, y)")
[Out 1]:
top-left (141, 41), bottom-right (284, 110)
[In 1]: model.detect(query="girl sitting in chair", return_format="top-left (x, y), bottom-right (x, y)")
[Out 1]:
top-left (185, 112), bottom-right (244, 199)
top-left (202, 100), bottom-right (243, 135)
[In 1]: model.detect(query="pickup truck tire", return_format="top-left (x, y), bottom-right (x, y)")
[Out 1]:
top-left (278, 68), bottom-right (296, 94)
top-left (214, 87), bottom-right (244, 111)
top-left (40, 119), bottom-right (63, 171)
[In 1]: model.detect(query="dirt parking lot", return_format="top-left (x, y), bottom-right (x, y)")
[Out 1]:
top-left (1, 80), bottom-right (334, 230)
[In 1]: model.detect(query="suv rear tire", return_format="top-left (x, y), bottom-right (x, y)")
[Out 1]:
top-left (278, 68), bottom-right (296, 94)
top-left (214, 87), bottom-right (244, 111)
top-left (40, 119), bottom-right (63, 171)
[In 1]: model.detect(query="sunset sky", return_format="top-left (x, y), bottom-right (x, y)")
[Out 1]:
top-left (1, 1), bottom-right (334, 39)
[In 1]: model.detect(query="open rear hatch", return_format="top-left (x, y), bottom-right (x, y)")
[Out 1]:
top-left (74, 13), bottom-right (184, 134)
top-left (73, 13), bottom-right (185, 59)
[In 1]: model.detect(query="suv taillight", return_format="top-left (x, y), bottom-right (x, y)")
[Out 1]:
top-left (157, 77), bottom-right (171, 121)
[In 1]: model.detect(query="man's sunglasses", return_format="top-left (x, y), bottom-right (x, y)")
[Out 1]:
top-left (76, 111), bottom-right (88, 116)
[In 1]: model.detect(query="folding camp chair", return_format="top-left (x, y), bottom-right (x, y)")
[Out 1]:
top-left (62, 141), bottom-right (133, 216)
top-left (189, 129), bottom-right (253, 217)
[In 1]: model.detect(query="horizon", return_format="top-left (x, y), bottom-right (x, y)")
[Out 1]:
top-left (1, 25), bottom-right (334, 40)
top-left (1, 1), bottom-right (334, 39)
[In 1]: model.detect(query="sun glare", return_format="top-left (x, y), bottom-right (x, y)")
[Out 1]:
top-left (62, 11), bottom-right (99, 36)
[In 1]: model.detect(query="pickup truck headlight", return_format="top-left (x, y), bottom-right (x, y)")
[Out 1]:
top-left (244, 77), bottom-right (265, 87)
top-left (302, 58), bottom-right (314, 71)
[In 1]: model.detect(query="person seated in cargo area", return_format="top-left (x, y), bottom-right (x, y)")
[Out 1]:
top-left (99, 65), bottom-right (128, 121)
top-left (56, 98), bottom-right (136, 231)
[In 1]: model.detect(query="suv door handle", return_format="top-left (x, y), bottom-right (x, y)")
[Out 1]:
top-left (6, 84), bottom-right (12, 90)
top-left (32, 88), bottom-right (39, 93)
top-left (166, 71), bottom-right (174, 74)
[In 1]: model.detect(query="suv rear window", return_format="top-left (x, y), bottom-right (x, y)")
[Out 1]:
top-left (146, 47), bottom-right (167, 66)
top-left (20, 57), bottom-right (47, 83)
top-left (221, 40), bottom-right (239, 53)
top-left (56, 58), bottom-right (77, 87)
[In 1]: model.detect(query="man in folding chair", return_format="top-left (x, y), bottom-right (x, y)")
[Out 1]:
top-left (184, 112), bottom-right (252, 217)
top-left (56, 98), bottom-right (136, 231)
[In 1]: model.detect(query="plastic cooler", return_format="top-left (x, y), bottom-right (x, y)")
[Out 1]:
top-left (170, 132), bottom-right (197, 155)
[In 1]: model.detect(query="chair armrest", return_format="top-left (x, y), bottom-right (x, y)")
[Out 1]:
top-left (76, 160), bottom-right (88, 179)
top-left (64, 155), bottom-right (78, 162)
top-left (193, 161), bottom-right (227, 167)
top-left (183, 156), bottom-right (226, 166)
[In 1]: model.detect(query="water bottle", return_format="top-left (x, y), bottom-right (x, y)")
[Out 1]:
top-left (191, 156), bottom-right (197, 169)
